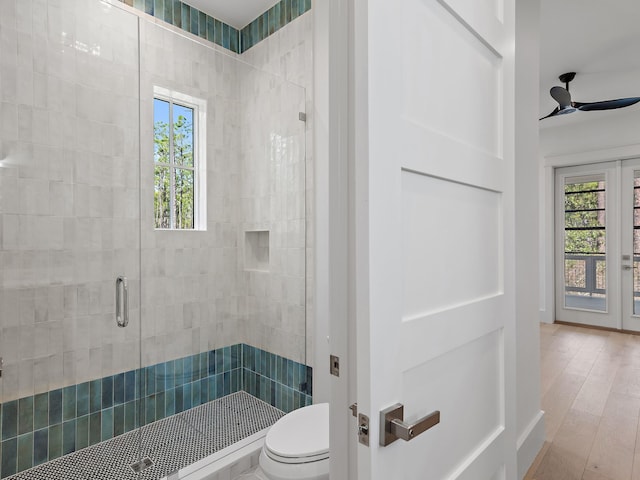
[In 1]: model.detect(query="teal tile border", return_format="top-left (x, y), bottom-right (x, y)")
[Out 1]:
top-left (242, 344), bottom-right (312, 413)
top-left (240, 0), bottom-right (312, 52)
top-left (118, 0), bottom-right (311, 54)
top-left (0, 345), bottom-right (311, 479)
top-left (120, 0), bottom-right (241, 53)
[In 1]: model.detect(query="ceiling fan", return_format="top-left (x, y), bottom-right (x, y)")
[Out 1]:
top-left (540, 72), bottom-right (640, 120)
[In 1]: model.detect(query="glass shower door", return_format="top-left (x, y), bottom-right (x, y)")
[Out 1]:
top-left (0, 0), bottom-right (143, 478)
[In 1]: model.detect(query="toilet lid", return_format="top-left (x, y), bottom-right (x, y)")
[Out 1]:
top-left (265, 403), bottom-right (329, 462)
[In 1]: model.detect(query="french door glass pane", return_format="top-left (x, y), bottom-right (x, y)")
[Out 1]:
top-left (564, 178), bottom-right (607, 311)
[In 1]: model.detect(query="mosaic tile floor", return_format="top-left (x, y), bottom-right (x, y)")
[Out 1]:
top-left (6, 392), bottom-right (284, 480)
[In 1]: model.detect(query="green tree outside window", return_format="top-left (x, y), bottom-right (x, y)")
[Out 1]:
top-left (154, 98), bottom-right (195, 229)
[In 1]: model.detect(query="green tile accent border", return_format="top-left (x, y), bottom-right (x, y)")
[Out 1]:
top-left (241, 0), bottom-right (312, 52)
top-left (0, 344), bottom-right (311, 479)
top-left (120, 0), bottom-right (241, 53)
top-left (117, 0), bottom-right (311, 54)
top-left (242, 344), bottom-right (312, 413)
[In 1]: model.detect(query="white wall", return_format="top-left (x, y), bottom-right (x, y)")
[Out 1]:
top-left (515, 0), bottom-right (545, 477)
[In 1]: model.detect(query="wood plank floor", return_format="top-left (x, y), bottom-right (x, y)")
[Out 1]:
top-left (525, 323), bottom-right (640, 480)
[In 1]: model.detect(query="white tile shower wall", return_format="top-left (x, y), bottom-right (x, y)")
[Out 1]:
top-left (0, 0), bottom-right (313, 404)
top-left (240, 12), bottom-right (314, 366)
top-left (137, 12), bottom-right (311, 367)
top-left (138, 19), bottom-right (244, 367)
top-left (235, 63), bottom-right (306, 365)
top-left (0, 0), bottom-right (142, 402)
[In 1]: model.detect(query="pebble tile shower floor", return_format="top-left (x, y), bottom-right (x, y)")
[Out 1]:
top-left (5, 392), bottom-right (284, 480)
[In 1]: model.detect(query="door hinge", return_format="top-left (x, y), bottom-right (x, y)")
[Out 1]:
top-left (0, 357), bottom-right (3, 378)
top-left (299, 111), bottom-right (307, 122)
top-left (330, 355), bottom-right (340, 377)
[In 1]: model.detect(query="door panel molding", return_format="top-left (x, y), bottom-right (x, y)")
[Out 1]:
top-left (399, 329), bottom-right (504, 480)
top-left (401, 171), bottom-right (502, 319)
top-left (400, 299), bottom-right (505, 370)
top-left (436, 0), bottom-right (507, 54)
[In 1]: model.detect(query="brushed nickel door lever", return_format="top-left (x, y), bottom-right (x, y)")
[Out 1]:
top-left (379, 403), bottom-right (440, 446)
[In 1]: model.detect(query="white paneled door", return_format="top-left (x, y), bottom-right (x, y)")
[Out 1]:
top-left (555, 159), bottom-right (640, 332)
top-left (353, 0), bottom-right (516, 478)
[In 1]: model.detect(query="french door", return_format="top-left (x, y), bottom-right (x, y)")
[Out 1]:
top-left (555, 159), bottom-right (640, 331)
top-left (621, 160), bottom-right (640, 331)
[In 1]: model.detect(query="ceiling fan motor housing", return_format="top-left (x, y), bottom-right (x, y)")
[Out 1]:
top-left (558, 72), bottom-right (576, 85)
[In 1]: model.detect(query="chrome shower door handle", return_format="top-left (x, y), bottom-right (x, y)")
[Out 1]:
top-left (115, 276), bottom-right (129, 328)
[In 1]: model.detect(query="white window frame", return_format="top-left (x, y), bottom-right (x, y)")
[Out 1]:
top-left (153, 86), bottom-right (207, 231)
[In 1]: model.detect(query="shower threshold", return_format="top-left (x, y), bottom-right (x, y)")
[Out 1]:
top-left (6, 392), bottom-right (284, 480)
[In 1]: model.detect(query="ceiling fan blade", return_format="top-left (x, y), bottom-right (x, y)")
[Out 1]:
top-left (539, 106), bottom-right (560, 120)
top-left (550, 86), bottom-right (572, 108)
top-left (575, 97), bottom-right (640, 111)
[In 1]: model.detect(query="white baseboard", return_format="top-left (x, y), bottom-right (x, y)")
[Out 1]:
top-left (517, 410), bottom-right (545, 480)
top-left (539, 309), bottom-right (553, 324)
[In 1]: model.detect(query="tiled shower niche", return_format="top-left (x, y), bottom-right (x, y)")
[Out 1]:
top-left (244, 231), bottom-right (270, 272)
top-left (0, 345), bottom-right (312, 478)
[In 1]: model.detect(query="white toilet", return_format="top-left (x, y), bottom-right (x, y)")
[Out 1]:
top-left (256, 403), bottom-right (329, 480)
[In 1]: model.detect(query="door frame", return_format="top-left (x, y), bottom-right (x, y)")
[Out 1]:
top-left (553, 162), bottom-right (621, 330)
top-left (542, 150), bottom-right (640, 329)
top-left (313, 1), bottom-right (352, 479)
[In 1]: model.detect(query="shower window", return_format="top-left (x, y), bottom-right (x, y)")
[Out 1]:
top-left (153, 88), bottom-right (207, 230)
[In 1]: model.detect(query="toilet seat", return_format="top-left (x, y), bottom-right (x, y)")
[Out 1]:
top-left (259, 449), bottom-right (329, 480)
top-left (264, 403), bottom-right (329, 465)
top-left (265, 449), bottom-right (329, 465)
